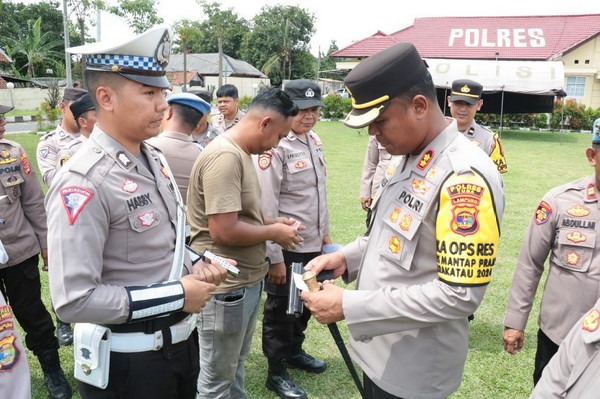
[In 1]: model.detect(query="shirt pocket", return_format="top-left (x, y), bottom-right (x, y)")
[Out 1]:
top-left (284, 157), bottom-right (313, 191)
top-left (378, 207), bottom-right (423, 271)
top-left (126, 206), bottom-right (168, 263)
top-left (556, 229), bottom-right (596, 273)
top-left (0, 174), bottom-right (24, 204)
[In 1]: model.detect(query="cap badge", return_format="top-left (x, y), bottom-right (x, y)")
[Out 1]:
top-left (155, 30), bottom-right (171, 68)
top-left (304, 88), bottom-right (315, 98)
top-left (460, 85), bottom-right (471, 94)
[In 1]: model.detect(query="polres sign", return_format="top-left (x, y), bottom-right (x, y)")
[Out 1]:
top-left (448, 28), bottom-right (546, 48)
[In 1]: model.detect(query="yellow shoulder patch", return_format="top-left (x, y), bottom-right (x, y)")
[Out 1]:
top-left (436, 171), bottom-right (500, 286)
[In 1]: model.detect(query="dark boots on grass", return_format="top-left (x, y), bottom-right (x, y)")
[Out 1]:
top-left (37, 349), bottom-right (72, 399)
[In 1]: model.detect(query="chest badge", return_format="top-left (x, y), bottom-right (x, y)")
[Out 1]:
top-left (566, 204), bottom-right (590, 217)
top-left (122, 179), bottom-right (138, 193)
top-left (566, 231), bottom-right (587, 244)
top-left (566, 251), bottom-right (580, 266)
top-left (138, 211), bottom-right (156, 227)
top-left (583, 309), bottom-right (600, 332)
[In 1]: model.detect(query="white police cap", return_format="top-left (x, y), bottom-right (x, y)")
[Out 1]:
top-left (67, 26), bottom-right (171, 89)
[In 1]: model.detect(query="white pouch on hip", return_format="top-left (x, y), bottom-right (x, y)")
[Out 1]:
top-left (73, 323), bottom-right (111, 389)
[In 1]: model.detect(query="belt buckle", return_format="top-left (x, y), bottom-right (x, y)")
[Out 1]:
top-left (152, 330), bottom-right (163, 351)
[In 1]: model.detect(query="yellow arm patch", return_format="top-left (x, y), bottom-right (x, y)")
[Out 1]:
top-left (490, 133), bottom-right (507, 174)
top-left (436, 171), bottom-right (500, 286)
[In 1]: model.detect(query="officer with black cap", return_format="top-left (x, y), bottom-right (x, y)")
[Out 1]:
top-left (448, 79), bottom-right (508, 174)
top-left (256, 79), bottom-right (330, 399)
top-left (55, 94), bottom-right (97, 170)
top-left (45, 27), bottom-right (229, 398)
top-left (0, 103), bottom-right (72, 399)
top-left (301, 43), bottom-right (505, 399)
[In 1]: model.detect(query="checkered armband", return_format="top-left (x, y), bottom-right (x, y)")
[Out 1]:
top-left (125, 281), bottom-right (185, 322)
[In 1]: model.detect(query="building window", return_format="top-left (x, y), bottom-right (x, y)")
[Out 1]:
top-left (566, 76), bottom-right (586, 97)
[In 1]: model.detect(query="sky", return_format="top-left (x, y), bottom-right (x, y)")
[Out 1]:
top-left (16, 0), bottom-right (600, 55)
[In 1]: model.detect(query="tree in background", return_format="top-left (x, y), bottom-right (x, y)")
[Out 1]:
top-left (0, 0), bottom-right (64, 76)
top-left (241, 5), bottom-right (315, 86)
top-left (1, 17), bottom-right (63, 78)
top-left (107, 0), bottom-right (163, 34)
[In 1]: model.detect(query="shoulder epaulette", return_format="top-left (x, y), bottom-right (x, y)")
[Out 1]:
top-left (67, 146), bottom-right (109, 186)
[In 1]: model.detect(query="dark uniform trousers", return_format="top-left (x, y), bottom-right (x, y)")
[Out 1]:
top-left (78, 330), bottom-right (199, 399)
top-left (533, 328), bottom-right (559, 385)
top-left (0, 254), bottom-right (58, 355)
top-left (262, 250), bottom-right (320, 361)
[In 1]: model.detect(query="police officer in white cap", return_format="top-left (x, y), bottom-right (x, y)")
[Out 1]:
top-left (147, 92), bottom-right (211, 203)
top-left (45, 27), bottom-right (229, 398)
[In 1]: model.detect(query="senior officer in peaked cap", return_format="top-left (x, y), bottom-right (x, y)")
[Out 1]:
top-left (301, 43), bottom-right (505, 399)
top-left (45, 26), bottom-right (229, 399)
top-left (147, 92), bottom-right (210, 203)
top-left (448, 79), bottom-right (507, 174)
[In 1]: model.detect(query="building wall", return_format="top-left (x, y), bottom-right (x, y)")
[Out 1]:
top-left (562, 36), bottom-right (600, 109)
top-left (0, 87), bottom-right (50, 110)
top-left (182, 76), bottom-right (271, 100)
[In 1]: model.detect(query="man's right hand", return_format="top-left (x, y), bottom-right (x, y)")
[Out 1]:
top-left (180, 275), bottom-right (216, 313)
top-left (304, 252), bottom-right (347, 279)
top-left (361, 197), bottom-right (372, 211)
top-left (503, 327), bottom-right (525, 354)
top-left (272, 223), bottom-right (303, 251)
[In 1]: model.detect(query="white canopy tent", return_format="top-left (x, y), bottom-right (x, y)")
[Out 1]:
top-left (424, 58), bottom-right (566, 119)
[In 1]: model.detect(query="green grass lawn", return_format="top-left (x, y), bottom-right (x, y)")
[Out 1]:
top-left (9, 123), bottom-right (592, 399)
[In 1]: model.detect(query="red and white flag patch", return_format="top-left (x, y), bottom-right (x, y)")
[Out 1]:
top-left (60, 186), bottom-right (94, 225)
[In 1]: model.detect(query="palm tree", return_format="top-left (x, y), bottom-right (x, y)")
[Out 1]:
top-left (2, 17), bottom-right (63, 78)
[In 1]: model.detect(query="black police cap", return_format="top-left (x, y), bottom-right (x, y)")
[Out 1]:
top-left (343, 43), bottom-right (428, 129)
top-left (450, 79), bottom-right (483, 105)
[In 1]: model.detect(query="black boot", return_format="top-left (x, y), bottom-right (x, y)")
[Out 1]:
top-left (287, 349), bottom-right (327, 373)
top-left (56, 319), bottom-right (73, 346)
top-left (37, 349), bottom-right (73, 399)
top-left (266, 359), bottom-right (307, 399)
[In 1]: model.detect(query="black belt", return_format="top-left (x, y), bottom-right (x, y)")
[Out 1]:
top-left (104, 312), bottom-right (188, 334)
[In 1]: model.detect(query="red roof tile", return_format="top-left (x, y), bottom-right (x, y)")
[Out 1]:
top-left (333, 14), bottom-right (600, 60)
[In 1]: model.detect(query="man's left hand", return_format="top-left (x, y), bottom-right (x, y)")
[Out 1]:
top-left (301, 282), bottom-right (345, 324)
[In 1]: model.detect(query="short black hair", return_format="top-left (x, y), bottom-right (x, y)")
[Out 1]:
top-left (84, 69), bottom-right (126, 107)
top-left (170, 103), bottom-right (203, 129)
top-left (216, 84), bottom-right (239, 99)
top-left (249, 87), bottom-right (298, 118)
top-left (398, 71), bottom-right (438, 103)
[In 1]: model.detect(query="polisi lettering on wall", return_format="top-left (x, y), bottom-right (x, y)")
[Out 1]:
top-left (448, 28), bottom-right (545, 48)
top-left (126, 193), bottom-right (152, 212)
